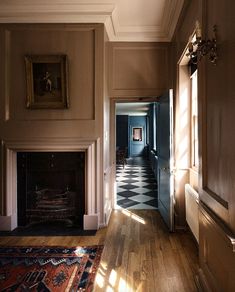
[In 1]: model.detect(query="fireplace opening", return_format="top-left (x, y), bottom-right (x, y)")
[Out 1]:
top-left (17, 152), bottom-right (85, 228)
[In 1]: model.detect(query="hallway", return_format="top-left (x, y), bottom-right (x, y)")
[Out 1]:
top-left (116, 157), bottom-right (158, 209)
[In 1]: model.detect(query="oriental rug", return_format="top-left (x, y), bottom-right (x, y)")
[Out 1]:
top-left (0, 245), bottom-right (103, 291)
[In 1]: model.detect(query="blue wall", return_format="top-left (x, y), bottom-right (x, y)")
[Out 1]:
top-left (129, 116), bottom-right (147, 157)
top-left (116, 115), bottom-right (129, 153)
top-left (116, 108), bottom-right (159, 159)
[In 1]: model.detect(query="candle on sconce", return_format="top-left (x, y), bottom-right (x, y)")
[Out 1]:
top-left (195, 20), bottom-right (202, 39)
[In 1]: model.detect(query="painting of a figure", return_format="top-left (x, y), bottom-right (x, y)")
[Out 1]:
top-left (25, 55), bottom-right (69, 109)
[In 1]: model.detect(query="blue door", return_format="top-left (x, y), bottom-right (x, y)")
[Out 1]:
top-left (157, 90), bottom-right (174, 231)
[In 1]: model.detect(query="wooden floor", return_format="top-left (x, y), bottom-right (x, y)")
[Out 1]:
top-left (0, 210), bottom-right (199, 292)
top-left (94, 210), bottom-right (199, 292)
top-left (0, 228), bottom-right (106, 247)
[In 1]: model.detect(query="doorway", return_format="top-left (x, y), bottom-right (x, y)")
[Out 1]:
top-left (115, 101), bottom-right (158, 210)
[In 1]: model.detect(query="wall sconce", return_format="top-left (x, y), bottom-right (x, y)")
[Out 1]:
top-left (187, 21), bottom-right (218, 65)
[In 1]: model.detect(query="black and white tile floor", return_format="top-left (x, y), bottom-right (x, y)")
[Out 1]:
top-left (116, 157), bottom-right (158, 209)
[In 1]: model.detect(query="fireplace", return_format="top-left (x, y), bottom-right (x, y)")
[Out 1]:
top-left (17, 152), bottom-right (85, 227)
top-left (0, 138), bottom-right (101, 231)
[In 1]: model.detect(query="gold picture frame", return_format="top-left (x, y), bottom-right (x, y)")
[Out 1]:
top-left (25, 55), bottom-right (69, 109)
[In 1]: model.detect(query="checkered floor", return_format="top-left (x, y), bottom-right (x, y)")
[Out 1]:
top-left (116, 157), bottom-right (158, 209)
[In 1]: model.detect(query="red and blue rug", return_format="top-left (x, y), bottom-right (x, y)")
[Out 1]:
top-left (0, 245), bottom-right (103, 291)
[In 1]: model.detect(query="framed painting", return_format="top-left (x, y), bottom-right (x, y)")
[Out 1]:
top-left (132, 127), bottom-right (143, 141)
top-left (25, 55), bottom-right (69, 109)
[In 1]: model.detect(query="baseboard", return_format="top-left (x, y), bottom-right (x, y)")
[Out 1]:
top-left (198, 268), bottom-right (212, 292)
top-left (0, 214), bottom-right (17, 231)
top-left (83, 214), bottom-right (99, 230)
top-left (174, 225), bottom-right (187, 231)
top-left (195, 273), bottom-right (205, 292)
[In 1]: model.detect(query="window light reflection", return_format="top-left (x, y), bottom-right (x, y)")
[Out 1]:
top-left (118, 277), bottom-right (126, 292)
top-left (109, 269), bottom-right (117, 287)
top-left (106, 285), bottom-right (114, 292)
top-left (98, 267), bottom-right (106, 277)
top-left (122, 209), bottom-right (146, 224)
top-left (96, 272), bottom-right (104, 288)
top-left (100, 261), bottom-right (108, 270)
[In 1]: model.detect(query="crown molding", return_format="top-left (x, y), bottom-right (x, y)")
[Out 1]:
top-left (105, 0), bottom-right (184, 42)
top-left (106, 8), bottom-right (169, 42)
top-left (161, 0), bottom-right (184, 40)
top-left (0, 0), bottom-right (184, 42)
top-left (0, 1), bottom-right (115, 23)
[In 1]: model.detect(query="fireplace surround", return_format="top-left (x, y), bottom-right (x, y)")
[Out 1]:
top-left (0, 138), bottom-right (101, 231)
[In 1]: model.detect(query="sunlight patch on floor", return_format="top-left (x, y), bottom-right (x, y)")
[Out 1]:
top-left (122, 209), bottom-right (146, 224)
top-left (95, 265), bottom-right (139, 292)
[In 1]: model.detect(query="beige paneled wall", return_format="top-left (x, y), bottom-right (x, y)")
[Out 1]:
top-left (203, 0), bottom-right (235, 232)
top-left (0, 23), bottom-right (105, 224)
top-left (108, 42), bottom-right (172, 98)
top-left (174, 0), bottom-right (235, 290)
top-left (0, 24), bottom-right (103, 133)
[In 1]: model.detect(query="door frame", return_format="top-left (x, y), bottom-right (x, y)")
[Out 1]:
top-left (110, 97), bottom-right (159, 210)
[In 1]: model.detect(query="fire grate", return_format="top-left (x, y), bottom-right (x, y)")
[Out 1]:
top-left (26, 188), bottom-right (76, 225)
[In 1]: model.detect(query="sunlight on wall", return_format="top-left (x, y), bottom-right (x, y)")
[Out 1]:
top-left (180, 111), bottom-right (188, 129)
top-left (177, 86), bottom-right (190, 168)
top-left (179, 136), bottom-right (188, 155)
top-left (180, 88), bottom-right (188, 113)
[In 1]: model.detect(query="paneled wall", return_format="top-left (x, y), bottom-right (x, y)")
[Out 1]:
top-left (108, 42), bottom-right (172, 98)
top-left (0, 23), bottom-right (105, 225)
top-left (199, 1), bottom-right (235, 289)
top-left (0, 24), bottom-right (103, 132)
top-left (174, 0), bottom-right (235, 290)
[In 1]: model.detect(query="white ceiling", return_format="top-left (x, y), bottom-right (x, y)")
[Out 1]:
top-left (116, 102), bottom-right (152, 116)
top-left (0, 0), bottom-right (184, 42)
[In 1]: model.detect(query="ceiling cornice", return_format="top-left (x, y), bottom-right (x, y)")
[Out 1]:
top-left (161, 0), bottom-right (184, 40)
top-left (0, 1), bottom-right (115, 23)
top-left (0, 0), bottom-right (184, 42)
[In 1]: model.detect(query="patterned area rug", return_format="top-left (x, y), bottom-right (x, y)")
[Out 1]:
top-left (0, 245), bottom-right (103, 291)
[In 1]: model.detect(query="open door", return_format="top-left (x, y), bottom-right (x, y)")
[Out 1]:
top-left (157, 89), bottom-right (174, 231)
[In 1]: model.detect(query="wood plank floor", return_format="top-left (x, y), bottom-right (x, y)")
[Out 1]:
top-left (0, 210), bottom-right (199, 292)
top-left (94, 210), bottom-right (199, 292)
top-left (0, 228), bottom-right (106, 247)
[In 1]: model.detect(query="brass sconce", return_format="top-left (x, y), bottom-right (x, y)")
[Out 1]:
top-left (187, 21), bottom-right (218, 65)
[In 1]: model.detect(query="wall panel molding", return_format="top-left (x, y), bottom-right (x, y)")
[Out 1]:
top-left (0, 140), bottom-right (6, 216)
top-left (0, 24), bottom-right (103, 122)
top-left (199, 204), bottom-right (235, 291)
top-left (109, 43), bottom-right (171, 97)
